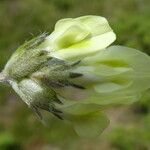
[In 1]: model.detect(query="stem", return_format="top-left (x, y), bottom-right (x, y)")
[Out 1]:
top-left (0, 72), bottom-right (7, 83)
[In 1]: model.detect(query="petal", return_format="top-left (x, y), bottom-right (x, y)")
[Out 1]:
top-left (97, 46), bottom-right (150, 92)
top-left (58, 103), bottom-right (109, 137)
top-left (52, 25), bottom-right (90, 50)
top-left (43, 15), bottom-right (116, 60)
top-left (46, 18), bottom-right (90, 50)
top-left (94, 81), bottom-right (132, 93)
top-left (84, 91), bottom-right (142, 105)
top-left (71, 111), bottom-right (109, 137)
top-left (51, 31), bottom-right (116, 60)
top-left (71, 65), bottom-right (133, 88)
top-left (76, 15), bottom-right (112, 36)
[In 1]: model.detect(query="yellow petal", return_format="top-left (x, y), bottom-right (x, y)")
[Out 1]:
top-left (76, 15), bottom-right (112, 36)
top-left (51, 31), bottom-right (116, 60)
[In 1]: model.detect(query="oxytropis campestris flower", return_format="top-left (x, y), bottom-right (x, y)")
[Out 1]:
top-left (1, 16), bottom-right (150, 137)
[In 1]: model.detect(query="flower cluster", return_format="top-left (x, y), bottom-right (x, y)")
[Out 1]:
top-left (1, 15), bottom-right (150, 137)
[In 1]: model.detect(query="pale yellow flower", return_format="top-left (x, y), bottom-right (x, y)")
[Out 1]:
top-left (42, 15), bottom-right (116, 60)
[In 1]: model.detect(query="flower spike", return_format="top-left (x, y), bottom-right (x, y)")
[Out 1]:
top-left (0, 15), bottom-right (150, 137)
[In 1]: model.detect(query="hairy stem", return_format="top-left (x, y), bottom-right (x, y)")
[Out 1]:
top-left (0, 72), bottom-right (8, 83)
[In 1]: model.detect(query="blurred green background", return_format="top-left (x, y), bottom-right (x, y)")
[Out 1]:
top-left (0, 0), bottom-right (150, 150)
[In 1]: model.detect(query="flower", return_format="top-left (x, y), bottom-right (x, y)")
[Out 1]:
top-left (42, 15), bottom-right (116, 60)
top-left (1, 15), bottom-right (150, 137)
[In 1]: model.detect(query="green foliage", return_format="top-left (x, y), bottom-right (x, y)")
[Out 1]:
top-left (0, 132), bottom-right (21, 150)
top-left (108, 127), bottom-right (149, 150)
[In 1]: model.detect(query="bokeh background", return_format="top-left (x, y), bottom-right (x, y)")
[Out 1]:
top-left (0, 0), bottom-right (150, 150)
